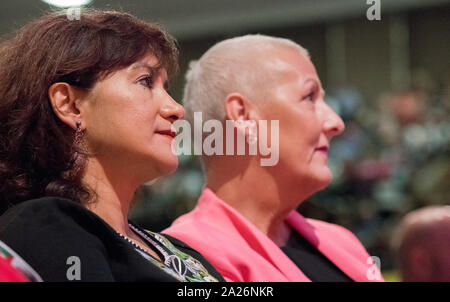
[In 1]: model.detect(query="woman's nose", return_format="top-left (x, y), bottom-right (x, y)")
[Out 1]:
top-left (322, 103), bottom-right (345, 138)
top-left (160, 95), bottom-right (185, 122)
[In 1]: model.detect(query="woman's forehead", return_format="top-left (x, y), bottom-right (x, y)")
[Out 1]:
top-left (263, 50), bottom-right (319, 84)
top-left (129, 54), bottom-right (161, 73)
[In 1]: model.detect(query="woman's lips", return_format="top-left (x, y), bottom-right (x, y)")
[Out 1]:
top-left (155, 129), bottom-right (176, 138)
top-left (315, 146), bottom-right (328, 152)
top-left (315, 146), bottom-right (329, 160)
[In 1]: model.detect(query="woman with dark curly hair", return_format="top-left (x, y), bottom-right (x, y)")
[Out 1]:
top-left (0, 9), bottom-right (224, 282)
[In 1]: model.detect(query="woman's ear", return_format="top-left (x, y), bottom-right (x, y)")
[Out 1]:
top-left (48, 82), bottom-right (84, 130)
top-left (225, 92), bottom-right (259, 122)
top-left (225, 93), bottom-right (260, 146)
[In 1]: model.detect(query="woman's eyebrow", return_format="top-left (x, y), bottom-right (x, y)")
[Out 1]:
top-left (303, 78), bottom-right (319, 90)
top-left (304, 78), bottom-right (325, 94)
top-left (130, 62), bottom-right (159, 74)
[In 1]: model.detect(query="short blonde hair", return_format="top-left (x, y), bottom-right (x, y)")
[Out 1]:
top-left (182, 34), bottom-right (310, 125)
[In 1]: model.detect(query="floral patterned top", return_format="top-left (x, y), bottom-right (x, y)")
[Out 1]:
top-left (119, 222), bottom-right (219, 282)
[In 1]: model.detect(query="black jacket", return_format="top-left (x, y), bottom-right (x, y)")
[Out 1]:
top-left (0, 197), bottom-right (225, 282)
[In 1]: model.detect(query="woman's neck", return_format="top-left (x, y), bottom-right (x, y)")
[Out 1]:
top-left (82, 157), bottom-right (138, 236)
top-left (205, 157), bottom-right (312, 246)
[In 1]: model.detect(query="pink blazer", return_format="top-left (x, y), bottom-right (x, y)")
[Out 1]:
top-left (163, 188), bottom-right (384, 282)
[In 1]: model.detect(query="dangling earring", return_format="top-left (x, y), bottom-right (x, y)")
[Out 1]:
top-left (235, 119), bottom-right (258, 145)
top-left (246, 120), bottom-right (258, 145)
top-left (74, 121), bottom-right (85, 163)
top-left (74, 121), bottom-right (83, 145)
top-left (68, 121), bottom-right (86, 179)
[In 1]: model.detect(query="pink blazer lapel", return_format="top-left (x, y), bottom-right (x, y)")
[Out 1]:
top-left (201, 189), bottom-right (311, 282)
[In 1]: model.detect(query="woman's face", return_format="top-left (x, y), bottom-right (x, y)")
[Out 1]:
top-left (257, 49), bottom-right (345, 191)
top-left (81, 53), bottom-right (184, 184)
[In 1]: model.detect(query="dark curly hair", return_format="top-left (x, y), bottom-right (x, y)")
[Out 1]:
top-left (0, 9), bottom-right (179, 214)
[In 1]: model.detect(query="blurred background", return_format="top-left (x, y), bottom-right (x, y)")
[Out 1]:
top-left (1, 0), bottom-right (449, 281)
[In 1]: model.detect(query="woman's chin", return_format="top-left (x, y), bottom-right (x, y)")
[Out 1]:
top-left (139, 153), bottom-right (179, 181)
top-left (313, 169), bottom-right (333, 189)
top-left (157, 155), bottom-right (179, 175)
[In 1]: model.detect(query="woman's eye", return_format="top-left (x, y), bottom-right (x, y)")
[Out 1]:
top-left (302, 92), bottom-right (315, 102)
top-left (138, 75), bottom-right (154, 89)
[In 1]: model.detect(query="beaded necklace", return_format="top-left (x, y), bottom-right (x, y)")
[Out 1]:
top-left (116, 223), bottom-right (219, 282)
